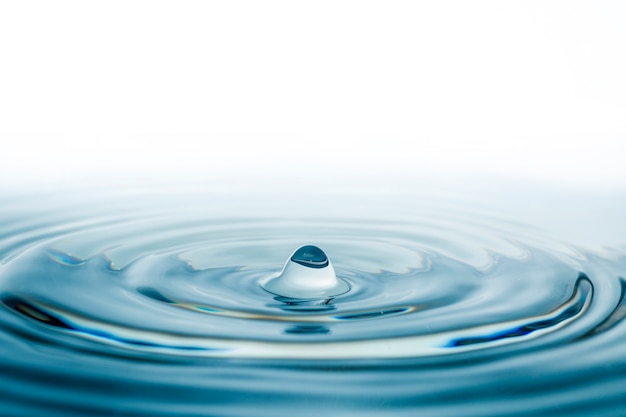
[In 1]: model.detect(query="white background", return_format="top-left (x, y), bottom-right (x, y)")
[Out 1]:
top-left (1, 1), bottom-right (625, 189)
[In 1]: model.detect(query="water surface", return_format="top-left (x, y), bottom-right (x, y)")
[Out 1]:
top-left (1, 183), bottom-right (625, 416)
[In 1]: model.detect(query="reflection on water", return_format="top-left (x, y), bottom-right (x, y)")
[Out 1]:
top-left (0, 183), bottom-right (625, 416)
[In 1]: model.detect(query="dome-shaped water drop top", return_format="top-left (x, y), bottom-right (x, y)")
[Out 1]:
top-left (262, 245), bottom-right (349, 299)
top-left (290, 245), bottom-right (329, 268)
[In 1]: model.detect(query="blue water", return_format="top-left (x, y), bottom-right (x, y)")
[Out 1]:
top-left (0, 183), bottom-right (625, 416)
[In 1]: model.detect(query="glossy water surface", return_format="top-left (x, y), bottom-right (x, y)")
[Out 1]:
top-left (0, 184), bottom-right (625, 416)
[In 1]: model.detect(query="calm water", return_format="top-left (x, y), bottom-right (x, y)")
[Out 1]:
top-left (1, 183), bottom-right (625, 416)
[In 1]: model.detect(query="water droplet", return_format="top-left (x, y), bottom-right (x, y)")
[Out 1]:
top-left (262, 245), bottom-right (350, 299)
top-left (290, 245), bottom-right (329, 268)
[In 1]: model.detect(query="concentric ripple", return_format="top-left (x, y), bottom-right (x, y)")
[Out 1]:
top-left (0, 188), bottom-right (625, 416)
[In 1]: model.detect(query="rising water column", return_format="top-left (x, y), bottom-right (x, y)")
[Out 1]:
top-left (263, 245), bottom-right (350, 299)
